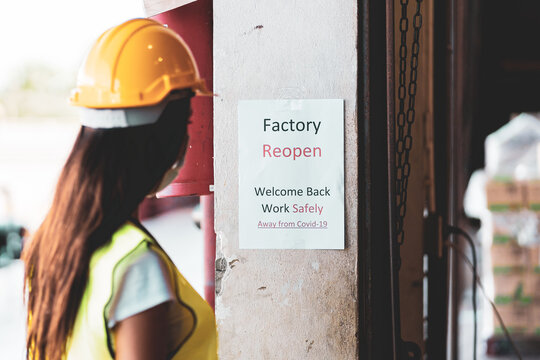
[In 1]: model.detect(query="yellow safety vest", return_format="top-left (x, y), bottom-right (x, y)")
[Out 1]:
top-left (66, 221), bottom-right (218, 359)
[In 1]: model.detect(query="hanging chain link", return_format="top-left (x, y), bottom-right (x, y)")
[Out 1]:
top-left (395, 0), bottom-right (423, 265)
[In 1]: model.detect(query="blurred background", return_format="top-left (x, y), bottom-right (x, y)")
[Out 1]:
top-left (0, 1), bottom-right (204, 358)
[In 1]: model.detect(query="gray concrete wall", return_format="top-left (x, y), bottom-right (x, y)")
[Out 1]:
top-left (213, 1), bottom-right (358, 358)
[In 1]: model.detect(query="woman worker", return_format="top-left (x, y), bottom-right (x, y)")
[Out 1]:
top-left (22, 18), bottom-right (217, 360)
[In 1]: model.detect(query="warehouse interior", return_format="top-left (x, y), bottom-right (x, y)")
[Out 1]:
top-left (0, 0), bottom-right (540, 359)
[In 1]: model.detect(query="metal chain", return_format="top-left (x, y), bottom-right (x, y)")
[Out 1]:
top-left (395, 0), bottom-right (423, 261)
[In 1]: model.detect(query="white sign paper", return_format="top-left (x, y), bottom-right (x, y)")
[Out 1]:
top-left (238, 99), bottom-right (344, 249)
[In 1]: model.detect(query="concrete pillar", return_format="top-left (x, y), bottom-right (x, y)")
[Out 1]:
top-left (213, 1), bottom-right (358, 359)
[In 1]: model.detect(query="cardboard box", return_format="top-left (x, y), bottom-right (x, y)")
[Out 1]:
top-left (525, 181), bottom-right (540, 211)
top-left (522, 246), bottom-right (540, 301)
top-left (528, 245), bottom-right (540, 268)
top-left (531, 303), bottom-right (540, 336)
top-left (493, 301), bottom-right (531, 335)
top-left (491, 240), bottom-right (525, 268)
top-left (524, 268), bottom-right (540, 298)
top-left (486, 180), bottom-right (525, 211)
top-left (493, 269), bottom-right (524, 300)
top-left (523, 271), bottom-right (537, 297)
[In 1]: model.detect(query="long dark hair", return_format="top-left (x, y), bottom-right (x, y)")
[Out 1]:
top-left (23, 94), bottom-right (192, 360)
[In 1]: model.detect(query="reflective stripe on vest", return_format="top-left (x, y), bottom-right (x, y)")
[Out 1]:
top-left (66, 222), bottom-right (218, 359)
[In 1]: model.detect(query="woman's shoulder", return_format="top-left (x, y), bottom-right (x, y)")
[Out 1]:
top-left (111, 221), bottom-right (155, 248)
top-left (116, 246), bottom-right (169, 283)
top-left (91, 221), bottom-right (154, 266)
top-left (108, 246), bottom-right (174, 327)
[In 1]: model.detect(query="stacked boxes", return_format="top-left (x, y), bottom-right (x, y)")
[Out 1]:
top-left (482, 114), bottom-right (540, 342)
top-left (526, 180), bottom-right (540, 336)
top-left (487, 179), bottom-right (540, 335)
top-left (491, 233), bottom-right (530, 335)
top-left (526, 181), bottom-right (540, 211)
top-left (527, 246), bottom-right (540, 335)
top-left (486, 180), bottom-right (524, 212)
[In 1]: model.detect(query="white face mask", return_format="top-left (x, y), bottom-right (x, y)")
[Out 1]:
top-left (148, 135), bottom-right (189, 197)
top-left (147, 159), bottom-right (184, 198)
top-left (155, 166), bottom-right (180, 193)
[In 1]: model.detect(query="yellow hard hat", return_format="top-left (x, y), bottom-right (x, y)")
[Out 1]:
top-left (70, 18), bottom-right (211, 109)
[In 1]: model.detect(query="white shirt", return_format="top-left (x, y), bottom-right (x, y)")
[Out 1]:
top-left (107, 249), bottom-right (175, 328)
